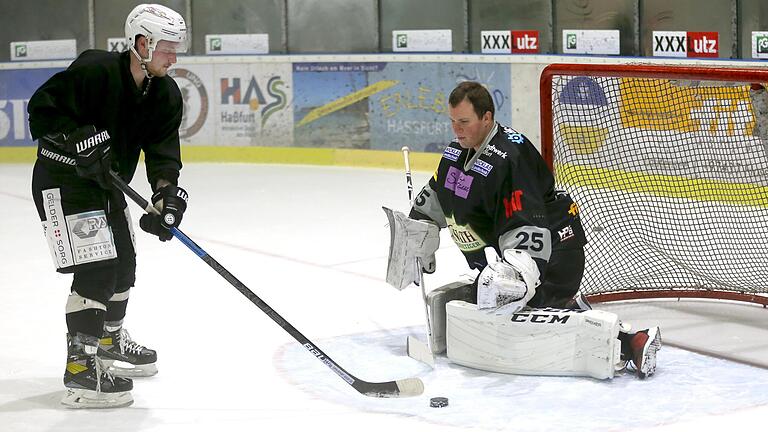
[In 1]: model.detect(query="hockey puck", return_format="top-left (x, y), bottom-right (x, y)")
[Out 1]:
top-left (429, 397), bottom-right (449, 408)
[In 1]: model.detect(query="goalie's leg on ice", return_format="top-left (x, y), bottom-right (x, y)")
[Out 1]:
top-left (428, 279), bottom-right (662, 380)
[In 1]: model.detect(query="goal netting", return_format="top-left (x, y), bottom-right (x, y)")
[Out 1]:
top-left (540, 64), bottom-right (768, 305)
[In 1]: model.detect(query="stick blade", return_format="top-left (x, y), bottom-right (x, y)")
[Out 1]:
top-left (356, 376), bottom-right (425, 398)
top-left (407, 335), bottom-right (435, 367)
top-left (394, 377), bottom-right (425, 397)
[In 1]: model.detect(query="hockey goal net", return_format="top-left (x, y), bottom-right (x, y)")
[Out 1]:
top-left (540, 63), bottom-right (768, 306)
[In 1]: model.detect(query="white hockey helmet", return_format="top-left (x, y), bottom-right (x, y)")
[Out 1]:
top-left (125, 4), bottom-right (188, 62)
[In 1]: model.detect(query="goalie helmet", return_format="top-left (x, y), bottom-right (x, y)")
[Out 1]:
top-left (125, 4), bottom-right (188, 62)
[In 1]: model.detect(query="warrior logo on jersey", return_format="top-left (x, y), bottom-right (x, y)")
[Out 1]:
top-left (442, 146), bottom-right (461, 162)
top-left (446, 215), bottom-right (486, 252)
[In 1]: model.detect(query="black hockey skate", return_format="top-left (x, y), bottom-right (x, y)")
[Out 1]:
top-left (98, 328), bottom-right (158, 377)
top-left (62, 334), bottom-right (133, 409)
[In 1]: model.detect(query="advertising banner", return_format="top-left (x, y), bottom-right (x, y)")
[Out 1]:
top-left (752, 31), bottom-right (768, 59)
top-left (553, 74), bottom-right (767, 187)
top-left (205, 34), bottom-right (269, 55)
top-left (293, 62), bottom-right (386, 149)
top-left (562, 30), bottom-right (620, 55)
top-left (10, 39), bottom-right (76, 61)
top-left (292, 62), bottom-right (511, 152)
top-left (170, 61), bottom-right (293, 146)
top-left (392, 30), bottom-right (452, 52)
top-left (481, 31), bottom-right (540, 54)
top-left (107, 38), bottom-right (128, 53)
top-left (368, 62), bottom-right (511, 152)
top-left (652, 31), bottom-right (719, 58)
top-left (0, 68), bottom-right (62, 146)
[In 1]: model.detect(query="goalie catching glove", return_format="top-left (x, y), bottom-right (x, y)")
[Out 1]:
top-left (477, 248), bottom-right (541, 314)
top-left (382, 207), bottom-right (439, 290)
top-left (139, 185), bottom-right (188, 241)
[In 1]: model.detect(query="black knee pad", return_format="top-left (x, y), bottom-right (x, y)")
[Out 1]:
top-left (529, 248), bottom-right (585, 308)
top-left (72, 264), bottom-right (118, 306)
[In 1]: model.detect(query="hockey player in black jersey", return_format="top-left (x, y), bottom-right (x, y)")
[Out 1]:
top-left (29, 4), bottom-right (189, 408)
top-left (404, 81), bottom-right (661, 379)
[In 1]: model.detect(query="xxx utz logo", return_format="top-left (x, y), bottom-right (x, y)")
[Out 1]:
top-left (687, 32), bottom-right (718, 58)
top-left (512, 30), bottom-right (539, 53)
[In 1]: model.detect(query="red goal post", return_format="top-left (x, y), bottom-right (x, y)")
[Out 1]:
top-left (539, 63), bottom-right (768, 306)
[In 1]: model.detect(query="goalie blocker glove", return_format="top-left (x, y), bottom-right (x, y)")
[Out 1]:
top-left (382, 207), bottom-right (440, 290)
top-left (139, 185), bottom-right (188, 241)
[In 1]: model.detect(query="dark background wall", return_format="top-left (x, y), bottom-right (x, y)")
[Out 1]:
top-left (0, 0), bottom-right (766, 61)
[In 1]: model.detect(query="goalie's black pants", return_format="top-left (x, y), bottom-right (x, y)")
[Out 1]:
top-left (527, 248), bottom-right (585, 308)
top-left (32, 160), bottom-right (135, 339)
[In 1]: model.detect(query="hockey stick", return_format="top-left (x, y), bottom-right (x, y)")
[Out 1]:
top-left (400, 147), bottom-right (436, 367)
top-left (108, 171), bottom-right (423, 398)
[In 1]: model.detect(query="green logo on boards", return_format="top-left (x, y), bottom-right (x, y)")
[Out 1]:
top-left (210, 37), bottom-right (222, 51)
top-left (757, 35), bottom-right (768, 54)
top-left (396, 34), bottom-right (408, 48)
top-left (14, 44), bottom-right (27, 58)
top-left (566, 33), bottom-right (577, 50)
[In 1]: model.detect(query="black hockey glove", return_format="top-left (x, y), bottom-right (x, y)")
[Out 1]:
top-left (65, 125), bottom-right (113, 189)
top-left (139, 185), bottom-right (188, 241)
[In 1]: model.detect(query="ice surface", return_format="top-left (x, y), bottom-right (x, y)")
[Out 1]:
top-left (2, 163), bottom-right (767, 431)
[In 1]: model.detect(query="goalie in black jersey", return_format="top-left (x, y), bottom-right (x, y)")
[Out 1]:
top-left (395, 81), bottom-right (661, 380)
top-left (29, 4), bottom-right (190, 408)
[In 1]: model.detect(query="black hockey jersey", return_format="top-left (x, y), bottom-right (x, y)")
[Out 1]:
top-left (411, 123), bottom-right (586, 275)
top-left (28, 49), bottom-right (183, 189)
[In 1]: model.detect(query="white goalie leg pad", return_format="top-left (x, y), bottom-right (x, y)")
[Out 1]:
top-left (425, 278), bottom-right (475, 354)
top-left (446, 301), bottom-right (622, 380)
top-left (382, 206), bottom-right (440, 290)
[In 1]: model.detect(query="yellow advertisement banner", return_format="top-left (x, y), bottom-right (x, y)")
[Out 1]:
top-left (620, 78), bottom-right (756, 136)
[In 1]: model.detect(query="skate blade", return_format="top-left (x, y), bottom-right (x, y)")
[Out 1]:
top-left (105, 360), bottom-right (158, 378)
top-left (639, 328), bottom-right (662, 379)
top-left (61, 388), bottom-right (133, 409)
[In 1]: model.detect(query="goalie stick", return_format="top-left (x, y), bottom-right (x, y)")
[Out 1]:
top-left (109, 171), bottom-right (424, 398)
top-left (401, 147), bottom-right (436, 367)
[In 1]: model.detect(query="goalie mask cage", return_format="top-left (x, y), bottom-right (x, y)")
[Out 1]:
top-left (540, 63), bottom-right (768, 307)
